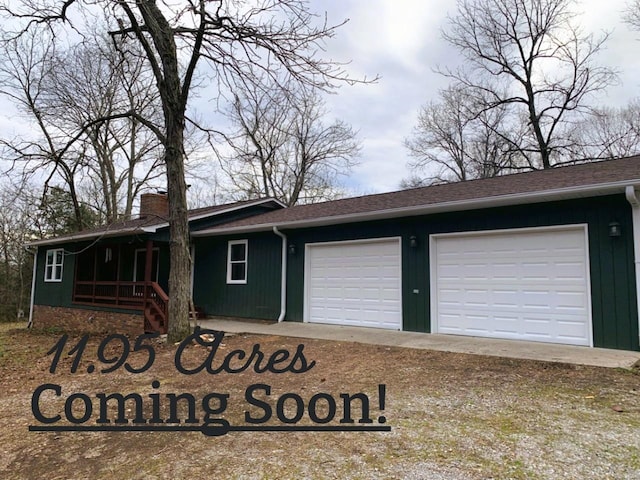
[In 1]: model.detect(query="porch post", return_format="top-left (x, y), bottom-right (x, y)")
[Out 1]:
top-left (92, 247), bottom-right (98, 303)
top-left (141, 240), bottom-right (153, 330)
top-left (144, 240), bottom-right (154, 284)
top-left (116, 244), bottom-right (122, 280)
top-left (114, 245), bottom-right (121, 306)
top-left (143, 240), bottom-right (154, 316)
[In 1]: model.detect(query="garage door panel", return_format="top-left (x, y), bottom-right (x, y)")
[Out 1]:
top-left (433, 227), bottom-right (591, 346)
top-left (306, 239), bottom-right (402, 330)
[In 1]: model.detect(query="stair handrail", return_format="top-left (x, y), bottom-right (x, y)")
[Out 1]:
top-left (144, 282), bottom-right (168, 333)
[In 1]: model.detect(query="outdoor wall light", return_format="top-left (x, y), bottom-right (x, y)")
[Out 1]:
top-left (288, 244), bottom-right (297, 255)
top-left (409, 235), bottom-right (418, 248)
top-left (608, 221), bottom-right (622, 237)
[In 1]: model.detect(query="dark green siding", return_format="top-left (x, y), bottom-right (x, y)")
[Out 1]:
top-left (34, 246), bottom-right (77, 308)
top-left (30, 203), bottom-right (282, 313)
top-left (590, 202), bottom-right (636, 349)
top-left (193, 233), bottom-right (282, 319)
top-left (280, 194), bottom-right (638, 351)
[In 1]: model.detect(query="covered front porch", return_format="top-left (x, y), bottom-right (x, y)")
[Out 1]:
top-left (72, 239), bottom-right (170, 333)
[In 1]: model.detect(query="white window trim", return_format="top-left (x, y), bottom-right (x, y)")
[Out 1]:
top-left (133, 247), bottom-right (160, 282)
top-left (44, 248), bottom-right (64, 283)
top-left (227, 239), bottom-right (248, 284)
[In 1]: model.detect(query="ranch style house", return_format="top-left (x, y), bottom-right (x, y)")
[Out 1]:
top-left (28, 155), bottom-right (640, 351)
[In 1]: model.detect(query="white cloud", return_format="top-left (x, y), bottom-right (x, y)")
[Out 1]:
top-left (316, 0), bottom-right (640, 193)
top-left (316, 0), bottom-right (457, 191)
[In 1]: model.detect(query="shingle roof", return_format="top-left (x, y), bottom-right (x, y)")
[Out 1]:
top-left (29, 197), bottom-right (283, 246)
top-left (194, 156), bottom-right (640, 235)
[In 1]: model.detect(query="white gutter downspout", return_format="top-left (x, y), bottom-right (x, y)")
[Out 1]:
top-left (27, 246), bottom-right (38, 329)
top-left (272, 226), bottom-right (287, 323)
top-left (625, 186), bottom-right (640, 344)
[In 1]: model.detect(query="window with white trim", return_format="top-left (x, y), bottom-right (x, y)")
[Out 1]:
top-left (227, 240), bottom-right (248, 284)
top-left (45, 248), bottom-right (64, 282)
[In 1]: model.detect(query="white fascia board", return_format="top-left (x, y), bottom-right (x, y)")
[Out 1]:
top-left (192, 180), bottom-right (640, 237)
top-left (144, 198), bottom-right (286, 231)
top-left (26, 226), bottom-right (157, 247)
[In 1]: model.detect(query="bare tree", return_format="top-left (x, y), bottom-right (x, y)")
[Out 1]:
top-left (0, 28), bottom-right (164, 226)
top-left (0, 30), bottom-right (89, 228)
top-left (568, 100), bottom-right (640, 160)
top-left (404, 85), bottom-right (517, 184)
top-left (0, 182), bottom-right (40, 321)
top-left (222, 80), bottom-right (360, 205)
top-left (0, 179), bottom-right (100, 321)
top-left (45, 34), bottom-right (166, 222)
top-left (441, 0), bottom-right (617, 169)
top-left (1, 0), bottom-right (369, 341)
top-left (626, 0), bottom-right (640, 30)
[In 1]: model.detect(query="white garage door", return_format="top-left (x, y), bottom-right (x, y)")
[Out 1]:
top-left (432, 226), bottom-right (592, 346)
top-left (305, 239), bottom-right (402, 329)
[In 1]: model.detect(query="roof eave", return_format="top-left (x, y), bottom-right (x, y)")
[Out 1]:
top-left (192, 180), bottom-right (640, 237)
top-left (26, 198), bottom-right (285, 247)
top-left (137, 198), bottom-right (286, 231)
top-left (26, 226), bottom-right (156, 247)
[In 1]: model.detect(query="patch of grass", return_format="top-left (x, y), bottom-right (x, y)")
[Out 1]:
top-left (36, 325), bottom-right (65, 336)
top-left (0, 321), bottom-right (24, 333)
top-left (627, 447), bottom-right (640, 470)
top-left (616, 365), bottom-right (640, 375)
top-left (0, 322), bottom-right (20, 365)
top-left (0, 322), bottom-right (53, 367)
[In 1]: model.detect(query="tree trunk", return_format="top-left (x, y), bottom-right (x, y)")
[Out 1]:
top-left (165, 121), bottom-right (191, 342)
top-left (136, 0), bottom-right (193, 342)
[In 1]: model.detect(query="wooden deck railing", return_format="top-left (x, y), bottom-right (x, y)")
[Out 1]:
top-left (73, 281), bottom-right (147, 308)
top-left (73, 280), bottom-right (169, 334)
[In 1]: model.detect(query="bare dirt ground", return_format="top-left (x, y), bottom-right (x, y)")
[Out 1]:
top-left (1, 322), bottom-right (639, 480)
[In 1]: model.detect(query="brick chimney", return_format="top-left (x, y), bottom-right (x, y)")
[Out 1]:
top-left (139, 192), bottom-right (169, 219)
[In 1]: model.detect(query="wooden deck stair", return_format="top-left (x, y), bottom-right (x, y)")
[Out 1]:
top-left (143, 282), bottom-right (169, 334)
top-left (144, 303), bottom-right (166, 333)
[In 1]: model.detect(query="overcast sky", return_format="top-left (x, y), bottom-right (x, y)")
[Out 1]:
top-left (0, 0), bottom-right (638, 199)
top-left (312, 0), bottom-right (640, 194)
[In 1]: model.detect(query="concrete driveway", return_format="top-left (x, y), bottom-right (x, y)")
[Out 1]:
top-left (196, 317), bottom-right (640, 369)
